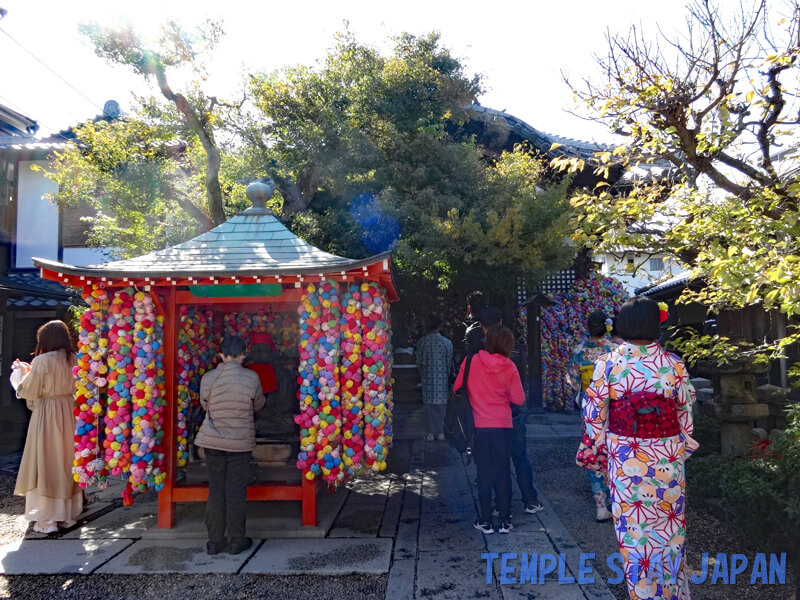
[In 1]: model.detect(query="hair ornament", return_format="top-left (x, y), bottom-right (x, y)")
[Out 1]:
top-left (605, 317), bottom-right (613, 333)
top-left (658, 302), bottom-right (669, 324)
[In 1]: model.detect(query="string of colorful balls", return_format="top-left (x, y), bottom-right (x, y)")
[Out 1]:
top-left (540, 277), bottom-right (627, 412)
top-left (73, 284), bottom-right (110, 487)
top-left (73, 286), bottom-right (167, 504)
top-left (360, 282), bottom-right (392, 472)
top-left (340, 284), bottom-right (365, 476)
top-left (177, 307), bottom-right (216, 469)
top-left (294, 280), bottom-right (394, 483)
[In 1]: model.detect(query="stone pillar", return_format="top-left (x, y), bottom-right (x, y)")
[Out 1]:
top-left (701, 359), bottom-right (770, 456)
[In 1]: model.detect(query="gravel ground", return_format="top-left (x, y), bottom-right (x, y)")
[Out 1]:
top-left (0, 573), bottom-right (388, 600)
top-left (529, 435), bottom-right (797, 600)
top-left (0, 472), bottom-right (28, 546)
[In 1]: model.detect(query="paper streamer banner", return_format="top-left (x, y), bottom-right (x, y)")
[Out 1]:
top-left (540, 277), bottom-right (627, 412)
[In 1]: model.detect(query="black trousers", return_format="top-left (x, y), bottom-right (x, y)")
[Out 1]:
top-left (473, 428), bottom-right (512, 522)
top-left (204, 448), bottom-right (251, 545)
top-left (511, 415), bottom-right (539, 505)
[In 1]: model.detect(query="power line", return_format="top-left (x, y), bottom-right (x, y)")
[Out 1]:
top-left (0, 26), bottom-right (104, 113)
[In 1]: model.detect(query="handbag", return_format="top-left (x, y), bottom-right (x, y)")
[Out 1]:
top-left (444, 354), bottom-right (475, 456)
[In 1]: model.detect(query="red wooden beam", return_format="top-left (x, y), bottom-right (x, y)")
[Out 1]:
top-left (158, 286), bottom-right (178, 529)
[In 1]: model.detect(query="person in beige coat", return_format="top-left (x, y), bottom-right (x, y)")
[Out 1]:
top-left (11, 320), bottom-right (82, 534)
top-left (196, 335), bottom-right (266, 555)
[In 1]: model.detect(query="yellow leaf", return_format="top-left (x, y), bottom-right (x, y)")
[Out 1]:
top-left (549, 142), bottom-right (564, 152)
top-left (746, 90), bottom-right (754, 103)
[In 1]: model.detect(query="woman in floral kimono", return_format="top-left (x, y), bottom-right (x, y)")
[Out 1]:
top-left (568, 310), bottom-right (616, 521)
top-left (577, 297), bottom-right (698, 600)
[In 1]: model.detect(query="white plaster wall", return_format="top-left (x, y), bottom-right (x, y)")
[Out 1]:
top-left (15, 160), bottom-right (58, 268)
top-left (597, 253), bottom-right (683, 295)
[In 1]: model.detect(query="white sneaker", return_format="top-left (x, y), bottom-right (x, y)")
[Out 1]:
top-left (424, 433), bottom-right (434, 441)
top-left (596, 507), bottom-right (613, 522)
top-left (436, 433), bottom-right (446, 441)
top-left (524, 503), bottom-right (544, 514)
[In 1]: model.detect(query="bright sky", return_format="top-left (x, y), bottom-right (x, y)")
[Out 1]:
top-left (1, 0), bottom-right (692, 143)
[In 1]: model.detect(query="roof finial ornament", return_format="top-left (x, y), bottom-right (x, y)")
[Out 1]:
top-left (244, 178), bottom-right (275, 215)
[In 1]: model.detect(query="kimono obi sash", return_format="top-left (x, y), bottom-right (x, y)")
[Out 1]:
top-left (609, 390), bottom-right (680, 438)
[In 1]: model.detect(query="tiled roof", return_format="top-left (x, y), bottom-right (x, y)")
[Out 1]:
top-left (0, 270), bottom-right (77, 309)
top-left (466, 104), bottom-right (675, 182)
top-left (6, 295), bottom-right (73, 308)
top-left (636, 272), bottom-right (692, 297)
top-left (0, 104), bottom-right (38, 137)
top-left (35, 207), bottom-right (391, 278)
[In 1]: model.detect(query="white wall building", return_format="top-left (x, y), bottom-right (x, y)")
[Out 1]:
top-left (595, 251), bottom-right (687, 295)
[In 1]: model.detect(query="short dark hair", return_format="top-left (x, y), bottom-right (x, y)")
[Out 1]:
top-left (425, 314), bottom-right (442, 331)
top-left (478, 306), bottom-right (502, 328)
top-left (221, 335), bottom-right (247, 357)
top-left (615, 296), bottom-right (660, 342)
top-left (587, 310), bottom-right (608, 337)
top-left (485, 325), bottom-right (515, 358)
top-left (466, 290), bottom-right (487, 316)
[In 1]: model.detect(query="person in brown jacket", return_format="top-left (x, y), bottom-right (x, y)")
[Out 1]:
top-left (197, 335), bottom-right (266, 555)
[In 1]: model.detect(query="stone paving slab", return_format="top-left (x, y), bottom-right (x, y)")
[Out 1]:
top-left (0, 538), bottom-right (133, 574)
top-left (500, 580), bottom-right (588, 600)
top-left (421, 488), bottom-right (476, 513)
top-left (24, 500), bottom-right (113, 540)
top-left (96, 538), bottom-right (256, 574)
top-left (418, 510), bottom-right (485, 552)
top-left (378, 485), bottom-right (404, 538)
top-left (61, 501), bottom-right (156, 540)
top-left (415, 550), bottom-right (501, 600)
top-left (242, 538), bottom-right (392, 575)
top-left (328, 494), bottom-right (386, 538)
top-left (385, 557), bottom-right (415, 600)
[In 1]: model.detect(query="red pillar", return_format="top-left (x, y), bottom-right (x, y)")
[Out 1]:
top-left (158, 286), bottom-right (178, 528)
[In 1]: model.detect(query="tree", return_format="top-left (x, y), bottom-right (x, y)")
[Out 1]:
top-left (559, 0), bottom-right (800, 368)
top-left (43, 26), bottom-right (575, 288)
top-left (238, 31), bottom-right (575, 287)
top-left (81, 20), bottom-right (229, 227)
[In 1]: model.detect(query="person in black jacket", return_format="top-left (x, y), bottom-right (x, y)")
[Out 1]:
top-left (478, 307), bottom-right (543, 516)
top-left (464, 291), bottom-right (488, 355)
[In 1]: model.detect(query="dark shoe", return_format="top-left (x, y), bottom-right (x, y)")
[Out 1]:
top-left (524, 502), bottom-right (544, 514)
top-left (498, 520), bottom-right (513, 534)
top-left (228, 537), bottom-right (253, 555)
top-left (473, 520), bottom-right (494, 535)
top-left (206, 539), bottom-right (228, 555)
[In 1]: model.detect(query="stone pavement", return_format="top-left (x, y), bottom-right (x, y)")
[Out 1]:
top-left (0, 409), bottom-right (615, 599)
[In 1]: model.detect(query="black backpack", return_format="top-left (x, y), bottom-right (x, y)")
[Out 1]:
top-left (444, 354), bottom-right (475, 456)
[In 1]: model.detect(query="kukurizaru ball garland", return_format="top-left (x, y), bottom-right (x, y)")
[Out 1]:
top-left (73, 284), bottom-right (110, 487)
top-left (295, 280), bottom-right (394, 484)
top-left (74, 286), bottom-right (167, 504)
top-left (340, 283), bottom-right (365, 477)
top-left (540, 277), bottom-right (627, 412)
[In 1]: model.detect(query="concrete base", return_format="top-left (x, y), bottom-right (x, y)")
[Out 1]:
top-left (241, 538), bottom-right (392, 574)
top-left (0, 538), bottom-right (132, 574)
top-left (64, 487), bottom-right (347, 540)
top-left (96, 538), bottom-right (257, 574)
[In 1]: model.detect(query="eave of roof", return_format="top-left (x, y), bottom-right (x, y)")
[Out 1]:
top-left (33, 208), bottom-right (399, 301)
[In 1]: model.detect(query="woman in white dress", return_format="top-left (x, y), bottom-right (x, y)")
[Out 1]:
top-left (12, 320), bottom-right (82, 533)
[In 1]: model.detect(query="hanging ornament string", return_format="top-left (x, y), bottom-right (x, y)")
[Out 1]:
top-left (73, 284), bottom-right (110, 487)
top-left (295, 283), bottom-right (323, 479)
top-left (340, 283), bottom-right (365, 476)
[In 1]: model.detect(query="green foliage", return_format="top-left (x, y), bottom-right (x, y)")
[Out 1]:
top-left (241, 31), bottom-right (574, 287)
top-left (559, 0), bottom-right (800, 371)
top-left (688, 418), bottom-right (800, 551)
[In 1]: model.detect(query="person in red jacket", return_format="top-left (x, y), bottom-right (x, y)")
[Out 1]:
top-left (453, 324), bottom-right (524, 535)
